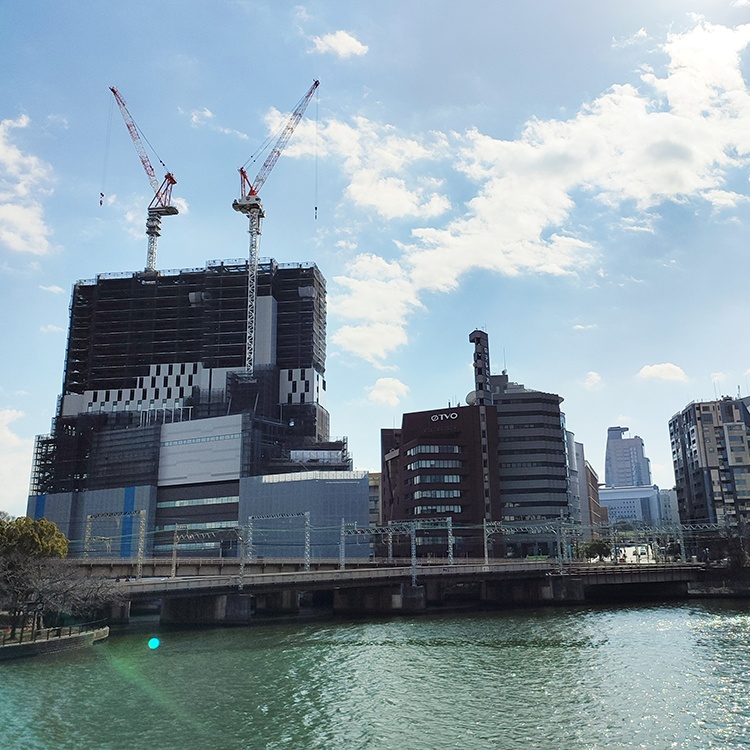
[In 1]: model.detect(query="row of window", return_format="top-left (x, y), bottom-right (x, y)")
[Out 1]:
top-left (156, 495), bottom-right (239, 508)
top-left (155, 520), bottom-right (237, 532)
top-left (412, 504), bottom-right (462, 515)
top-left (406, 459), bottom-right (462, 471)
top-left (413, 489), bottom-right (462, 500)
top-left (154, 363), bottom-right (200, 376)
top-left (161, 433), bottom-right (241, 448)
top-left (407, 474), bottom-right (462, 485)
top-left (406, 445), bottom-right (461, 457)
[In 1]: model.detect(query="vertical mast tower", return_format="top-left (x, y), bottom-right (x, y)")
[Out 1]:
top-left (233, 79), bottom-right (320, 374)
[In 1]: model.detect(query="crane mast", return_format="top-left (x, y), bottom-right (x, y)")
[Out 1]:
top-left (233, 79), bottom-right (320, 374)
top-left (110, 86), bottom-right (178, 272)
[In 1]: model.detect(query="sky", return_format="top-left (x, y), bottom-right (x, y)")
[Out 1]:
top-left (3, 1), bottom-right (750, 518)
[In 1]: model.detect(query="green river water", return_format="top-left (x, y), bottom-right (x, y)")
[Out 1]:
top-left (2, 601), bottom-right (750, 750)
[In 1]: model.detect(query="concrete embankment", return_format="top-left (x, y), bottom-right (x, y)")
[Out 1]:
top-left (0, 626), bottom-right (109, 661)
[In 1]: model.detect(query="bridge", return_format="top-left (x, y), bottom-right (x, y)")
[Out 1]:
top-left (93, 558), bottom-right (704, 626)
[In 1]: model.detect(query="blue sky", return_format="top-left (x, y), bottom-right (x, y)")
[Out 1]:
top-left (3, 1), bottom-right (750, 517)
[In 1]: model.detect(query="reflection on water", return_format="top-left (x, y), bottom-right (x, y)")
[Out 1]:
top-left (2, 601), bottom-right (750, 750)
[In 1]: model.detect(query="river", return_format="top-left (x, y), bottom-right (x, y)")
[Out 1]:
top-left (2, 601), bottom-right (750, 750)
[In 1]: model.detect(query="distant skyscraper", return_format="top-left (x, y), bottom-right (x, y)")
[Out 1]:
top-left (604, 426), bottom-right (652, 487)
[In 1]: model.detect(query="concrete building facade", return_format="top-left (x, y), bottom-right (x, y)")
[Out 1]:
top-left (669, 396), bottom-right (750, 527)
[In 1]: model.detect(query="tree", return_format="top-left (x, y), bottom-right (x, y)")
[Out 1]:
top-left (582, 539), bottom-right (611, 561)
top-left (0, 518), bottom-right (118, 640)
top-left (0, 516), bottom-right (69, 558)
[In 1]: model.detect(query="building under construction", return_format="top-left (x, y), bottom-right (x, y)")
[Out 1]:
top-left (27, 258), bottom-right (367, 558)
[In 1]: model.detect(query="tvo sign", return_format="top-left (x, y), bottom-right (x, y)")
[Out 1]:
top-left (431, 412), bottom-right (458, 422)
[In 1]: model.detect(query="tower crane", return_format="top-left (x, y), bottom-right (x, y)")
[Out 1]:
top-left (233, 79), bottom-right (320, 374)
top-left (109, 86), bottom-right (178, 273)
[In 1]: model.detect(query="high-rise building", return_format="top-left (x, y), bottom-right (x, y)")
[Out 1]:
top-left (381, 330), bottom-right (571, 558)
top-left (669, 396), bottom-right (750, 526)
top-left (27, 259), bottom-right (367, 557)
top-left (604, 426), bottom-right (652, 487)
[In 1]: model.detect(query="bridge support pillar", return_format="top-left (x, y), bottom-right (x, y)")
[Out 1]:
top-left (254, 590), bottom-right (299, 615)
top-left (106, 600), bottom-right (131, 625)
top-left (333, 584), bottom-right (426, 614)
top-left (540, 576), bottom-right (585, 603)
top-left (481, 576), bottom-right (586, 604)
top-left (160, 593), bottom-right (254, 625)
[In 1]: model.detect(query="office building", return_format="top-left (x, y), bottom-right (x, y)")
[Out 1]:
top-left (605, 426), bottom-right (652, 487)
top-left (669, 396), bottom-right (750, 527)
top-left (381, 330), bottom-right (571, 558)
top-left (598, 485), bottom-right (661, 525)
top-left (27, 258), bottom-right (365, 557)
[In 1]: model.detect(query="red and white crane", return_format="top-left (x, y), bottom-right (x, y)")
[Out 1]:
top-left (109, 86), bottom-right (178, 272)
top-left (233, 79), bottom-right (320, 373)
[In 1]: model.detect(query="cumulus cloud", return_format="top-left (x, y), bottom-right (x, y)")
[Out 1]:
top-left (0, 115), bottom-right (54, 255)
top-left (0, 409), bottom-right (33, 518)
top-left (636, 363), bottom-right (689, 382)
top-left (39, 284), bottom-right (64, 294)
top-left (310, 30), bottom-right (368, 58)
top-left (40, 324), bottom-right (65, 334)
top-left (583, 371), bottom-right (602, 389)
top-left (367, 377), bottom-right (410, 406)
top-left (309, 20), bottom-right (750, 366)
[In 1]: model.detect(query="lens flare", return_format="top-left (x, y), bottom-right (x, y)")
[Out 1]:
top-left (148, 637), bottom-right (161, 650)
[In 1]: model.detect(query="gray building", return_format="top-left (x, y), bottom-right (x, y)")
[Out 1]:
top-left (670, 396), bottom-right (750, 527)
top-left (605, 426), bottom-right (652, 487)
top-left (598, 485), bottom-right (661, 525)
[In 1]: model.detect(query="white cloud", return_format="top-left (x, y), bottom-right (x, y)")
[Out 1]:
top-left (613, 28), bottom-right (650, 49)
top-left (367, 377), bottom-right (410, 406)
top-left (310, 30), bottom-right (368, 58)
top-left (277, 114), bottom-right (451, 221)
top-left (583, 371), bottom-right (602, 389)
top-left (40, 324), bottom-right (65, 334)
top-left (0, 115), bottom-right (54, 255)
top-left (39, 284), bottom-right (64, 294)
top-left (573, 323), bottom-right (597, 330)
top-left (317, 20), bottom-right (750, 366)
top-left (636, 363), bottom-right (689, 382)
top-left (0, 409), bottom-right (33, 518)
top-left (187, 107), bottom-right (248, 140)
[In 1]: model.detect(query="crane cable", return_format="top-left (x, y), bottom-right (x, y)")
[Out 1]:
top-left (100, 94), bottom-right (114, 205)
top-left (314, 85), bottom-right (319, 220)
